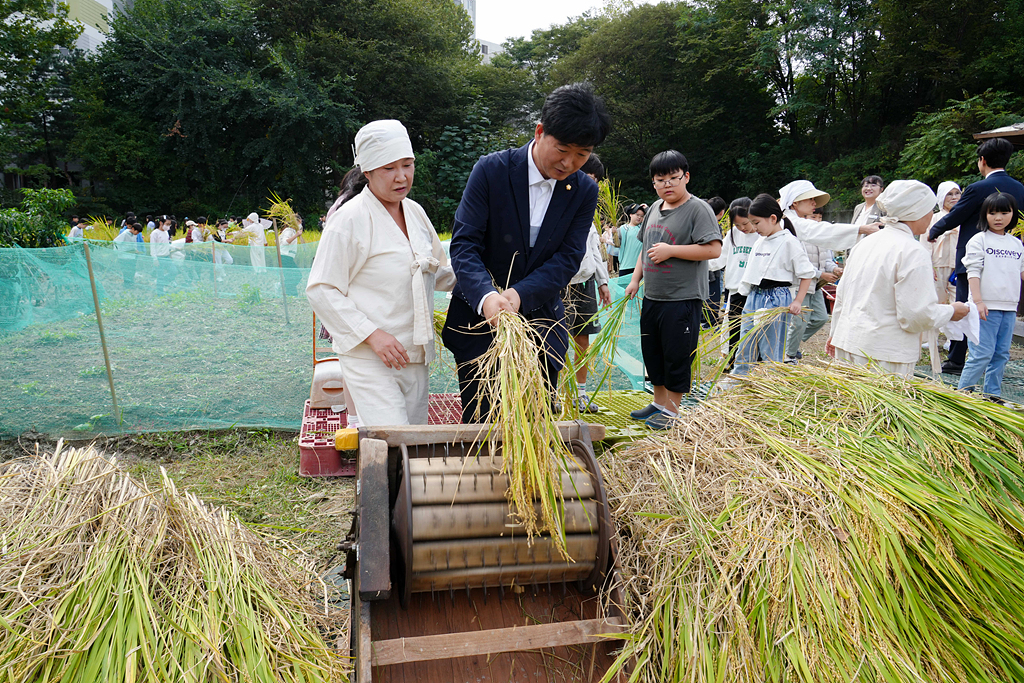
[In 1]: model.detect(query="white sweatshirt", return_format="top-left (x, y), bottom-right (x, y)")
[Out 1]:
top-left (830, 222), bottom-right (954, 364)
top-left (150, 229), bottom-right (170, 257)
top-left (962, 231), bottom-right (1024, 311)
top-left (739, 229), bottom-right (816, 296)
top-left (784, 210), bottom-right (861, 250)
top-left (570, 227), bottom-right (610, 286)
top-left (306, 186), bottom-right (456, 365)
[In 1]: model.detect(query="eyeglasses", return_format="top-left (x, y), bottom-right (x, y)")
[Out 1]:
top-left (862, 182), bottom-right (881, 188)
top-left (653, 176), bottom-right (684, 188)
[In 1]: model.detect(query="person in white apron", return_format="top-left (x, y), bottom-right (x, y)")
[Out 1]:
top-left (306, 120), bottom-right (456, 426)
top-left (233, 212), bottom-right (267, 271)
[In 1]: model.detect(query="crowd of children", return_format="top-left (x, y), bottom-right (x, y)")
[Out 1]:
top-left (611, 137), bottom-right (1022, 429)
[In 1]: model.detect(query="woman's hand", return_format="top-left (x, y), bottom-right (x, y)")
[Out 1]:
top-left (788, 300), bottom-right (803, 315)
top-left (973, 301), bottom-right (987, 321)
top-left (825, 336), bottom-right (836, 358)
top-left (366, 329), bottom-right (410, 369)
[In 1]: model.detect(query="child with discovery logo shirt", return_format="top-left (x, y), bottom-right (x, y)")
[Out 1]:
top-left (623, 150), bottom-right (722, 430)
top-left (958, 192), bottom-right (1024, 399)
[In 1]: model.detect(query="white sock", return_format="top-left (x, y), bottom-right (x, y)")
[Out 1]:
top-left (663, 408), bottom-right (679, 417)
top-left (651, 402), bottom-right (665, 411)
top-left (577, 383), bottom-right (588, 394)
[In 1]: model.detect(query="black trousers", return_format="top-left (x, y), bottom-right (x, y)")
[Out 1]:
top-left (457, 354), bottom-right (560, 424)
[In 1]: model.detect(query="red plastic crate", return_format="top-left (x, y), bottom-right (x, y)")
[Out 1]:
top-left (298, 400), bottom-right (354, 477)
top-left (298, 394), bottom-right (463, 477)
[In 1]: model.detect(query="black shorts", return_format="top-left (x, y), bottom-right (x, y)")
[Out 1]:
top-left (564, 278), bottom-right (601, 337)
top-left (640, 298), bottom-right (701, 394)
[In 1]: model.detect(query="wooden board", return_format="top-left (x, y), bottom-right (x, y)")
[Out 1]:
top-left (367, 585), bottom-right (626, 682)
top-left (358, 438), bottom-right (391, 601)
top-left (363, 421), bottom-right (607, 447)
top-left (372, 617), bottom-right (625, 666)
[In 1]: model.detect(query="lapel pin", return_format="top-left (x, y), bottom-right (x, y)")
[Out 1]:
top-left (566, 184), bottom-right (572, 191)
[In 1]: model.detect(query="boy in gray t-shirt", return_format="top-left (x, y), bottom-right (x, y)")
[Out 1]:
top-left (624, 150), bottom-right (722, 430)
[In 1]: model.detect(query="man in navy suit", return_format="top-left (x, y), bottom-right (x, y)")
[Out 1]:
top-left (929, 137), bottom-right (1024, 374)
top-left (442, 83), bottom-right (612, 422)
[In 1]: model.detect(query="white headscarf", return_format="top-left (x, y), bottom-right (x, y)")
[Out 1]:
top-left (876, 180), bottom-right (936, 226)
top-left (935, 181), bottom-right (961, 211)
top-left (778, 180), bottom-right (830, 211)
top-left (353, 120), bottom-right (414, 173)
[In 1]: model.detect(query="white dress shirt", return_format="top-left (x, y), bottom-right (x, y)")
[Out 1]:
top-left (526, 141), bottom-right (557, 249)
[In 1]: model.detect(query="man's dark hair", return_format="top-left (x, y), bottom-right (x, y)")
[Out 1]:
top-left (540, 82), bottom-right (611, 148)
top-left (977, 137), bottom-right (1015, 169)
top-left (581, 153), bottom-right (605, 180)
top-left (196, 216), bottom-right (207, 225)
top-left (706, 196), bottom-right (727, 215)
top-left (650, 150), bottom-right (688, 177)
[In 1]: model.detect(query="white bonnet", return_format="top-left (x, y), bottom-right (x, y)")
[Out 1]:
top-left (876, 180), bottom-right (937, 224)
top-left (778, 180), bottom-right (830, 211)
top-left (353, 120), bottom-right (415, 173)
top-left (935, 181), bottom-right (961, 210)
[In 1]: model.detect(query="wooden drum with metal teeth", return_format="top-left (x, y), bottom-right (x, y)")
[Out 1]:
top-left (391, 437), bottom-right (613, 607)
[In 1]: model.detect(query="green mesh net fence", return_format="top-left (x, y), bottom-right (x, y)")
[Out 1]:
top-left (0, 239), bottom-right (460, 437)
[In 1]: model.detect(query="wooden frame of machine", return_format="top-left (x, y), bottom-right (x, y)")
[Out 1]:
top-left (342, 421), bottom-right (628, 682)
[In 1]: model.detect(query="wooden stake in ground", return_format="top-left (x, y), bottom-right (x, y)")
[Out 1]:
top-left (82, 241), bottom-right (120, 425)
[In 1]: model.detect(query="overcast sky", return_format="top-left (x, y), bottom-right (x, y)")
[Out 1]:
top-left (475, 0), bottom-right (666, 46)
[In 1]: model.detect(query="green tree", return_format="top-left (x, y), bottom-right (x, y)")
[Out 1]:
top-left (897, 91), bottom-right (1024, 188)
top-left (0, 0), bottom-right (81, 179)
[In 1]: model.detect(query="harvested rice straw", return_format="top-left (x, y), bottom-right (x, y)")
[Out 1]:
top-left (0, 442), bottom-right (349, 683)
top-left (264, 191), bottom-right (302, 237)
top-left (474, 311), bottom-right (579, 557)
top-left (600, 362), bottom-right (1024, 683)
top-left (570, 291), bottom-right (638, 399)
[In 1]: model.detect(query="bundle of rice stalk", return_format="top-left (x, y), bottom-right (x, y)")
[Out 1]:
top-left (83, 215), bottom-right (119, 241)
top-left (601, 362), bottom-right (1024, 683)
top-left (0, 442), bottom-right (348, 683)
top-left (596, 178), bottom-right (622, 229)
top-left (475, 311), bottom-right (580, 557)
top-left (263, 191), bottom-right (302, 239)
top-left (569, 291), bottom-right (638, 399)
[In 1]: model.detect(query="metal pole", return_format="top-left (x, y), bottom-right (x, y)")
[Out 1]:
top-left (273, 218), bottom-right (290, 325)
top-left (82, 241), bottom-right (121, 425)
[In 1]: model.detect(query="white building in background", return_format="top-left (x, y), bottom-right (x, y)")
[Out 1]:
top-left (66, 0), bottom-right (131, 51)
top-left (454, 0), bottom-right (477, 37)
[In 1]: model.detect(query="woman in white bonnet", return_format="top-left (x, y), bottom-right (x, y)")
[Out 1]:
top-left (231, 211), bottom-right (268, 271)
top-left (827, 179), bottom-right (969, 378)
top-left (306, 119), bottom-right (456, 426)
top-left (921, 181), bottom-right (962, 304)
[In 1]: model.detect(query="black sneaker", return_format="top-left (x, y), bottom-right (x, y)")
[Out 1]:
top-left (630, 403), bottom-right (662, 420)
top-left (940, 363), bottom-right (964, 375)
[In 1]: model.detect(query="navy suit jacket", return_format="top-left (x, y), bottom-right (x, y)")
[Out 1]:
top-left (441, 143), bottom-right (598, 367)
top-left (929, 170), bottom-right (1024, 274)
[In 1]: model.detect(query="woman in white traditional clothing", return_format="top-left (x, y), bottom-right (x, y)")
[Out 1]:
top-left (306, 119), bottom-right (456, 426)
top-left (232, 212), bottom-right (268, 271)
top-left (826, 180), bottom-right (969, 378)
top-left (921, 181), bottom-right (961, 304)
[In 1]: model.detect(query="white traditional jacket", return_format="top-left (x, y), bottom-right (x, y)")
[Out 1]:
top-left (307, 186), bottom-right (456, 365)
top-left (830, 222), bottom-right (955, 363)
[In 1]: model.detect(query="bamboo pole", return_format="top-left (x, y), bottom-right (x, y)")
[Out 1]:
top-left (273, 218), bottom-right (290, 325)
top-left (82, 241), bottom-right (121, 425)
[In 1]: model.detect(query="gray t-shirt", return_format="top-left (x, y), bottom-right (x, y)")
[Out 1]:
top-left (638, 196), bottom-right (722, 301)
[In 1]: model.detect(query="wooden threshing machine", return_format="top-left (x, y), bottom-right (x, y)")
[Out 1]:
top-left (342, 421), bottom-right (627, 682)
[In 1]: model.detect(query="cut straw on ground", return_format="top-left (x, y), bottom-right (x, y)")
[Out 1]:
top-left (600, 361), bottom-right (1024, 683)
top-left (0, 442), bottom-right (349, 683)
